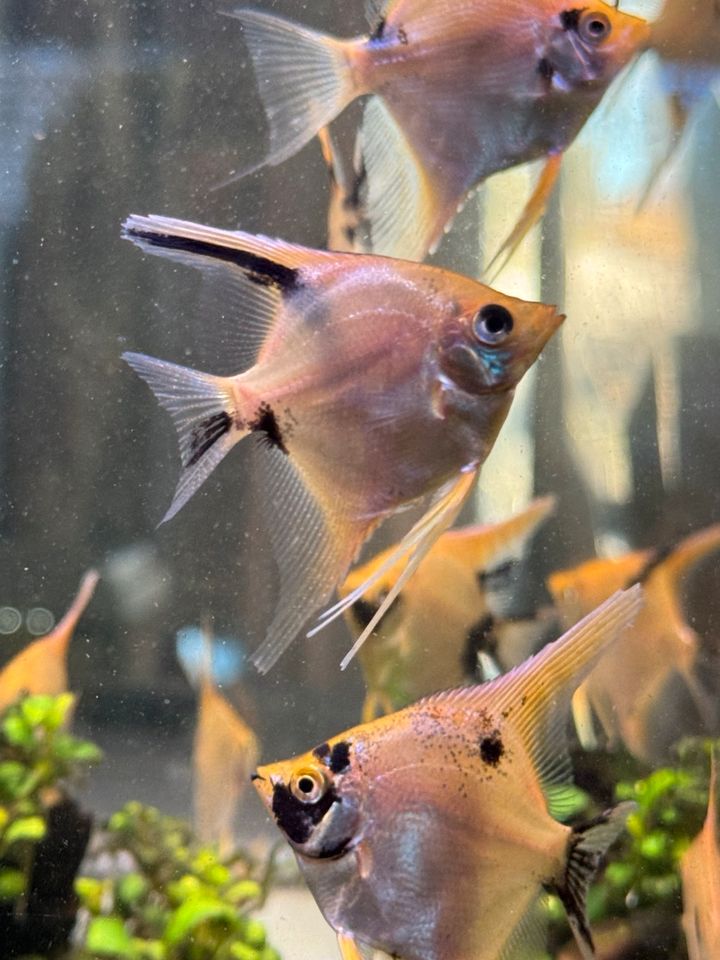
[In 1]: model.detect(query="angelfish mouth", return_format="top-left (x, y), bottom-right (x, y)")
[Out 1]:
top-left (250, 773), bottom-right (266, 782)
top-left (298, 833), bottom-right (357, 861)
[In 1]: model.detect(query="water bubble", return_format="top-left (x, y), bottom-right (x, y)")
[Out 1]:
top-left (26, 607), bottom-right (54, 635)
top-left (0, 608), bottom-right (22, 635)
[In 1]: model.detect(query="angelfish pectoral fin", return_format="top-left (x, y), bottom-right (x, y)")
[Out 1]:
top-left (123, 352), bottom-right (243, 523)
top-left (556, 802), bottom-right (636, 960)
top-left (249, 446), bottom-right (373, 674)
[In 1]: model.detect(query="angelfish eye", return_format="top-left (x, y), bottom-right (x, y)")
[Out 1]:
top-left (473, 304), bottom-right (514, 345)
top-left (290, 767), bottom-right (327, 804)
top-left (579, 11), bottom-right (612, 43)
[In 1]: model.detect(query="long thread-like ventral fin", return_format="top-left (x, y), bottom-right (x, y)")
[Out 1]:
top-left (313, 469), bottom-right (477, 670)
top-left (123, 352), bottom-right (243, 523)
top-left (223, 9), bottom-right (356, 172)
top-left (557, 802), bottom-right (636, 960)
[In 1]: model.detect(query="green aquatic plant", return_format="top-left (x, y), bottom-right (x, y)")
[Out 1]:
top-left (546, 737), bottom-right (716, 956)
top-left (0, 692), bottom-right (99, 957)
top-left (75, 801), bottom-right (280, 960)
top-left (0, 692), bottom-right (280, 960)
top-left (0, 692), bottom-right (100, 902)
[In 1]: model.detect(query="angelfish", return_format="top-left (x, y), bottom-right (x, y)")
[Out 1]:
top-left (121, 215), bottom-right (563, 673)
top-left (341, 495), bottom-right (557, 721)
top-left (681, 751), bottom-right (720, 960)
top-left (547, 523), bottom-right (720, 763)
top-left (228, 1), bottom-right (648, 265)
top-left (252, 588), bottom-right (642, 960)
top-left (638, 0), bottom-right (720, 205)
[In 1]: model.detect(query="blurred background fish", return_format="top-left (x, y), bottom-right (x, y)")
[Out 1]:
top-left (341, 496), bottom-right (557, 720)
top-left (178, 626), bottom-right (258, 854)
top-left (639, 0), bottom-right (720, 205)
top-left (547, 523), bottom-right (720, 764)
top-left (123, 214), bottom-right (563, 674)
top-left (227, 0), bottom-right (648, 265)
top-left (0, 570), bottom-right (99, 711)
top-left (681, 751), bottom-right (720, 960)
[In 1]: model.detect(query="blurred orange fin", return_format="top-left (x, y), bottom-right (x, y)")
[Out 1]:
top-left (636, 93), bottom-right (689, 210)
top-left (337, 933), bottom-right (365, 960)
top-left (658, 522), bottom-right (720, 585)
top-left (193, 669), bottom-right (259, 852)
top-left (444, 495), bottom-right (556, 572)
top-left (315, 469), bottom-right (477, 669)
top-left (0, 569), bottom-right (99, 711)
top-left (484, 153), bottom-right (563, 283)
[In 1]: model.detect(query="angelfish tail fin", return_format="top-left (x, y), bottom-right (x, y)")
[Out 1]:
top-left (225, 9), bottom-right (357, 171)
top-left (123, 352), bottom-right (245, 523)
top-left (557, 801), bottom-right (636, 960)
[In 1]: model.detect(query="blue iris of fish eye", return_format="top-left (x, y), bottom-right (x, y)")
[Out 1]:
top-left (473, 304), bottom-right (514, 344)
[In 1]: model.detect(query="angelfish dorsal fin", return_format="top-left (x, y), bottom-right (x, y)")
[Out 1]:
top-left (473, 587), bottom-right (643, 797)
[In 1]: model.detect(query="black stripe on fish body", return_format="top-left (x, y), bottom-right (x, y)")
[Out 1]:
top-left (351, 593), bottom-right (402, 633)
top-left (271, 781), bottom-right (340, 845)
top-left (352, 598), bottom-right (381, 630)
top-left (629, 542), bottom-right (676, 588)
top-left (186, 411), bottom-right (232, 467)
top-left (560, 9), bottom-right (583, 31)
top-left (313, 740), bottom-right (352, 774)
top-left (250, 403), bottom-right (288, 454)
top-left (538, 57), bottom-right (555, 82)
top-left (329, 741), bottom-right (351, 774)
top-left (124, 228), bottom-right (301, 292)
top-left (461, 614), bottom-right (497, 678)
top-left (478, 560), bottom-right (517, 588)
top-left (346, 162), bottom-right (368, 211)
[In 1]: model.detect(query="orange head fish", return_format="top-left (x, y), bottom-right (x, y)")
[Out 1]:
top-left (122, 215), bottom-right (563, 673)
top-left (340, 496), bottom-right (556, 720)
top-left (637, 0), bottom-right (720, 206)
top-left (547, 523), bottom-right (720, 763)
top-left (192, 674), bottom-right (259, 855)
top-left (0, 570), bottom-right (99, 712)
top-left (227, 1), bottom-right (649, 264)
top-left (681, 751), bottom-right (720, 960)
top-left (252, 588), bottom-right (642, 960)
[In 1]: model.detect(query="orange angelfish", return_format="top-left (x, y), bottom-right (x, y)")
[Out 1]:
top-left (0, 570), bottom-right (99, 712)
top-left (252, 588), bottom-right (642, 960)
top-left (122, 215), bottom-right (563, 673)
top-left (547, 523), bottom-right (720, 763)
top-left (191, 658), bottom-right (259, 853)
top-left (638, 0), bottom-right (720, 205)
top-left (227, 1), bottom-right (648, 265)
top-left (341, 495), bottom-right (556, 720)
top-left (681, 751), bottom-right (720, 960)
